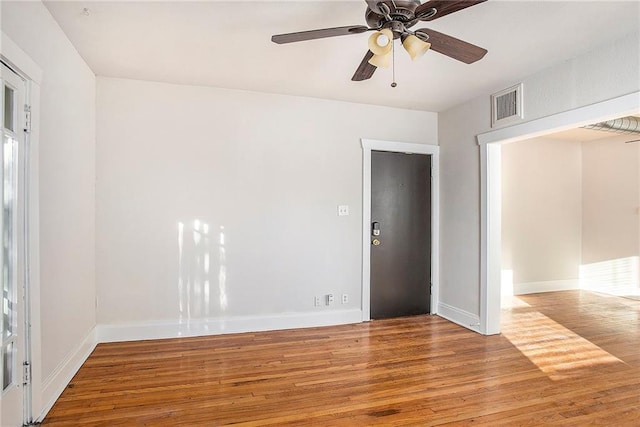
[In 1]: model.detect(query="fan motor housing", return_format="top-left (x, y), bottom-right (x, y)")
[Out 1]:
top-left (365, 0), bottom-right (421, 30)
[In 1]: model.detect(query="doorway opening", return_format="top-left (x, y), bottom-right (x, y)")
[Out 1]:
top-left (478, 91), bottom-right (640, 335)
top-left (361, 139), bottom-right (439, 321)
top-left (501, 124), bottom-right (640, 308)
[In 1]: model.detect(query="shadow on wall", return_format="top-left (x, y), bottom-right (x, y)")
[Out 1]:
top-left (177, 219), bottom-right (228, 322)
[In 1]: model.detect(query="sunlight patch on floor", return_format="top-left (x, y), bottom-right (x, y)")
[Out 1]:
top-left (502, 310), bottom-right (625, 381)
top-left (501, 295), bottom-right (531, 309)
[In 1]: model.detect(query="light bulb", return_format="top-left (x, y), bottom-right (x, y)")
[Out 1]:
top-left (368, 29), bottom-right (393, 56)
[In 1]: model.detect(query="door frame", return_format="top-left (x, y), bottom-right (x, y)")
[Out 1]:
top-left (1, 32), bottom-right (42, 424)
top-left (361, 139), bottom-right (440, 321)
top-left (477, 91), bottom-right (640, 335)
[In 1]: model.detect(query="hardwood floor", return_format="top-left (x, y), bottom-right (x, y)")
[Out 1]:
top-left (43, 290), bottom-right (640, 426)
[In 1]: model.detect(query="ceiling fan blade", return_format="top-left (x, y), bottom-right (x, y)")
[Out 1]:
top-left (416, 28), bottom-right (487, 63)
top-left (271, 25), bottom-right (369, 44)
top-left (352, 50), bottom-right (377, 81)
top-left (416, 0), bottom-right (487, 21)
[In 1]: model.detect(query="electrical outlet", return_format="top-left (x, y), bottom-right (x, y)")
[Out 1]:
top-left (341, 294), bottom-right (348, 304)
top-left (326, 294), bottom-right (334, 305)
top-left (338, 205), bottom-right (349, 216)
top-left (314, 296), bottom-right (321, 307)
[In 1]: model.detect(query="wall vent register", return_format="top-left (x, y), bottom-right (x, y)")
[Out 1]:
top-left (491, 83), bottom-right (523, 127)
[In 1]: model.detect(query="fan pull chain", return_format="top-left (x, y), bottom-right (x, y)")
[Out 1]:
top-left (391, 38), bottom-right (397, 88)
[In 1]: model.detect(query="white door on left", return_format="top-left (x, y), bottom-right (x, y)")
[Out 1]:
top-left (0, 62), bottom-right (27, 427)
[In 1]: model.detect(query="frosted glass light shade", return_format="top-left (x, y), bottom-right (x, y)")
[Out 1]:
top-left (368, 29), bottom-right (393, 56)
top-left (368, 52), bottom-right (391, 68)
top-left (402, 34), bottom-right (431, 60)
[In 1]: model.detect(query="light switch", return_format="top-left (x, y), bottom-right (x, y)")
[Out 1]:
top-left (338, 205), bottom-right (349, 216)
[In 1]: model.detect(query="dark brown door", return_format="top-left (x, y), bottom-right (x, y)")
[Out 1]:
top-left (370, 150), bottom-right (431, 319)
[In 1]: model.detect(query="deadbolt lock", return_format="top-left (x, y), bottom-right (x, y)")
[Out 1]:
top-left (372, 238), bottom-right (381, 246)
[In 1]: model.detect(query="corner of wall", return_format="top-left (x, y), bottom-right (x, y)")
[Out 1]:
top-left (38, 327), bottom-right (98, 422)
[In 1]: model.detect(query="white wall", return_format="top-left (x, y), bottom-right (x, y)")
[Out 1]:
top-left (582, 135), bottom-right (639, 263)
top-left (501, 134), bottom-right (640, 296)
top-left (1, 0), bottom-right (96, 417)
top-left (439, 31), bottom-right (640, 317)
top-left (502, 138), bottom-right (582, 289)
top-left (96, 77), bottom-right (437, 330)
top-left (581, 135), bottom-right (640, 295)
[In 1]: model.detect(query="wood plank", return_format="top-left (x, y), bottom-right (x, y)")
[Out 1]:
top-left (42, 290), bottom-right (640, 425)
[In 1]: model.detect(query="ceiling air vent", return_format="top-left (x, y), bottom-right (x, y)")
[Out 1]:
top-left (491, 83), bottom-right (523, 127)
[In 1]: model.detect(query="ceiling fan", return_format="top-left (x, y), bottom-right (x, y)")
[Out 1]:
top-left (271, 0), bottom-right (488, 82)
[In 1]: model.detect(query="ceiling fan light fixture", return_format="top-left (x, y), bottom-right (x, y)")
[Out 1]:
top-left (368, 51), bottom-right (391, 68)
top-left (402, 34), bottom-right (431, 60)
top-left (368, 28), bottom-right (393, 56)
top-left (271, 0), bottom-right (488, 81)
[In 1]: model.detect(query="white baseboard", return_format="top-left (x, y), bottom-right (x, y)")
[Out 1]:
top-left (437, 302), bottom-right (481, 334)
top-left (39, 328), bottom-right (98, 422)
top-left (514, 279), bottom-right (579, 295)
top-left (97, 309), bottom-right (363, 343)
top-left (36, 310), bottom-right (362, 421)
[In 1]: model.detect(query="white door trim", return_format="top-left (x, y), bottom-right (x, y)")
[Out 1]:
top-left (477, 91), bottom-right (640, 335)
top-left (1, 32), bottom-right (42, 424)
top-left (1, 34), bottom-right (42, 86)
top-left (361, 139), bottom-right (440, 321)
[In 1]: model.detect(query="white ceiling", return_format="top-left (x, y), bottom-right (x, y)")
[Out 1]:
top-left (547, 127), bottom-right (625, 142)
top-left (44, 1), bottom-right (640, 112)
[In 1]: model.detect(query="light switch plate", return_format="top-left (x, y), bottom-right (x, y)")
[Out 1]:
top-left (338, 205), bottom-right (349, 216)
